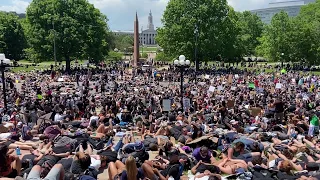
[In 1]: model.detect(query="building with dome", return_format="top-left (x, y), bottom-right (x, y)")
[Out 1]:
top-left (139, 10), bottom-right (157, 45)
top-left (112, 10), bottom-right (157, 45)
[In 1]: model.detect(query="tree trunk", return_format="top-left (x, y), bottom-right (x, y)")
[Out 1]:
top-left (65, 56), bottom-right (71, 74)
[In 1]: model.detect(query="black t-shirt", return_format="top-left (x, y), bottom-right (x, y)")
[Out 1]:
top-left (155, 112), bottom-right (162, 119)
top-left (131, 151), bottom-right (149, 166)
top-left (143, 137), bottom-right (158, 151)
top-left (196, 164), bottom-right (221, 174)
top-left (22, 154), bottom-right (36, 163)
top-left (297, 123), bottom-right (308, 132)
top-left (57, 158), bottom-right (73, 172)
top-left (274, 101), bottom-right (284, 113)
top-left (288, 104), bottom-right (296, 112)
top-left (160, 163), bottom-right (180, 179)
top-left (37, 155), bottom-right (60, 167)
top-left (173, 125), bottom-right (182, 131)
top-left (98, 150), bottom-right (117, 163)
top-left (22, 154), bottom-right (37, 169)
top-left (168, 113), bottom-right (176, 122)
top-left (170, 128), bottom-right (182, 140)
top-left (71, 160), bottom-right (85, 174)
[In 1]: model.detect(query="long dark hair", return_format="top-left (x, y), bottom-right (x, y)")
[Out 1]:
top-left (0, 145), bottom-right (9, 171)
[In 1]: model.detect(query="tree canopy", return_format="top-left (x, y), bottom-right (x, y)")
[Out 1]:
top-left (256, 0), bottom-right (320, 64)
top-left (111, 34), bottom-right (134, 52)
top-left (25, 0), bottom-right (110, 72)
top-left (237, 11), bottom-right (264, 57)
top-left (156, 0), bottom-right (264, 65)
top-left (0, 12), bottom-right (26, 60)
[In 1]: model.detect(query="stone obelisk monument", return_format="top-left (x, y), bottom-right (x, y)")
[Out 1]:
top-left (133, 12), bottom-right (139, 67)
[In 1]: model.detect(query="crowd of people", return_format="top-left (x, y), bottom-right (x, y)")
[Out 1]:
top-left (0, 62), bottom-right (320, 180)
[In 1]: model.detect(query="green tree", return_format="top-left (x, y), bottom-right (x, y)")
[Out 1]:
top-left (292, 0), bottom-right (320, 65)
top-left (237, 11), bottom-right (264, 56)
top-left (141, 52), bottom-right (148, 59)
top-left (112, 35), bottom-right (134, 51)
top-left (156, 0), bottom-right (241, 66)
top-left (25, 0), bottom-right (110, 73)
top-left (0, 12), bottom-right (26, 60)
top-left (108, 51), bottom-right (123, 61)
top-left (155, 52), bottom-right (174, 61)
top-left (256, 11), bottom-right (293, 62)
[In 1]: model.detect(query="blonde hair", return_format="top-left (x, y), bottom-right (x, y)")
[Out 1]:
top-left (126, 156), bottom-right (137, 179)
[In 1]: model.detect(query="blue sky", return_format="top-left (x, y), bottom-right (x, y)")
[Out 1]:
top-left (0, 0), bottom-right (286, 30)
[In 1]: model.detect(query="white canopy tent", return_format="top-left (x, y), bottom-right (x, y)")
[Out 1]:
top-left (0, 54), bottom-right (11, 64)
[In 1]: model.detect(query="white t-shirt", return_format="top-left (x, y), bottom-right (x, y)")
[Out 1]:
top-left (90, 156), bottom-right (101, 170)
top-left (195, 176), bottom-right (209, 180)
top-left (0, 132), bottom-right (12, 140)
top-left (89, 116), bottom-right (99, 127)
top-left (54, 113), bottom-right (64, 122)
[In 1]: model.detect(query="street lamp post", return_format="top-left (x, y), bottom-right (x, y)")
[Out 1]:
top-left (0, 60), bottom-right (7, 113)
top-left (174, 55), bottom-right (190, 112)
top-left (281, 53), bottom-right (284, 68)
top-left (194, 24), bottom-right (199, 72)
top-left (53, 20), bottom-right (57, 67)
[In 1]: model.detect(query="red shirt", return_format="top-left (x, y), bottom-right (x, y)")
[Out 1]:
top-left (254, 79), bottom-right (259, 87)
top-left (0, 155), bottom-right (15, 177)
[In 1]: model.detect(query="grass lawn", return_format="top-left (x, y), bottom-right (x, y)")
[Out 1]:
top-left (10, 60), bottom-right (320, 75)
top-left (10, 65), bottom-right (49, 73)
top-left (140, 46), bottom-right (158, 52)
top-left (209, 62), bottom-right (320, 75)
top-left (10, 60), bottom-right (87, 73)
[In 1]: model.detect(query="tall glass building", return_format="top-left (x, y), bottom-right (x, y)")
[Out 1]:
top-left (251, 0), bottom-right (315, 24)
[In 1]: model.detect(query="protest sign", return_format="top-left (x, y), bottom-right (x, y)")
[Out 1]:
top-left (281, 69), bottom-right (287, 74)
top-left (217, 86), bottom-right (224, 91)
top-left (57, 78), bottom-right (64, 82)
top-left (208, 86), bottom-right (215, 92)
top-left (191, 91), bottom-right (197, 95)
top-left (276, 83), bottom-right (282, 89)
top-left (257, 88), bottom-right (264, 93)
top-left (227, 100), bottom-right (235, 108)
top-left (37, 94), bottom-right (43, 100)
top-left (183, 98), bottom-right (191, 110)
top-left (162, 99), bottom-right (171, 112)
top-left (248, 83), bottom-right (255, 89)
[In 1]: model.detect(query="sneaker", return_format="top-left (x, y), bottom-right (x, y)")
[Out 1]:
top-left (117, 148), bottom-right (123, 159)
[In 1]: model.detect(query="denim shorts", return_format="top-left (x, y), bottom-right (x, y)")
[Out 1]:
top-left (27, 166), bottom-right (62, 180)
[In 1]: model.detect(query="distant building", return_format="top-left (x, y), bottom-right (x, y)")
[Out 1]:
top-left (112, 10), bottom-right (157, 45)
top-left (112, 30), bottom-right (134, 36)
top-left (139, 10), bottom-right (157, 45)
top-left (15, 12), bottom-right (26, 19)
top-left (251, 0), bottom-right (315, 24)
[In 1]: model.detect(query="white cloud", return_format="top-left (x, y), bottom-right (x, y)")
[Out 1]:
top-left (0, 0), bottom-right (292, 29)
top-left (0, 0), bottom-right (30, 13)
top-left (89, 0), bottom-right (169, 30)
top-left (228, 0), bottom-right (270, 11)
top-left (89, 0), bottom-right (271, 30)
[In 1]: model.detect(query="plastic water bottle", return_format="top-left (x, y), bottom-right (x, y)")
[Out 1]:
top-left (16, 146), bottom-right (21, 155)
